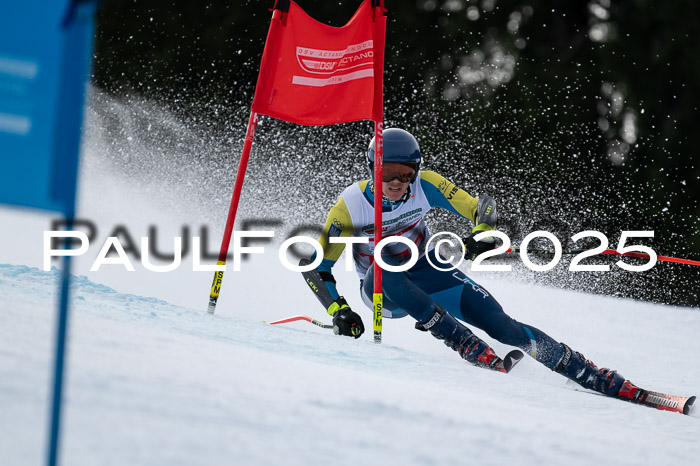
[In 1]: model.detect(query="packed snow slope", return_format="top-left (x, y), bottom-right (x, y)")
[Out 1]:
top-left (2, 238), bottom-right (700, 466)
top-left (2, 92), bottom-right (700, 465)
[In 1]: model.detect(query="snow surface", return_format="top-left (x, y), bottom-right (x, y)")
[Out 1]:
top-left (2, 94), bottom-right (700, 466)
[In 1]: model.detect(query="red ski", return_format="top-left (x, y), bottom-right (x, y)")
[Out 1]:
top-left (639, 391), bottom-right (696, 415)
top-left (565, 380), bottom-right (696, 415)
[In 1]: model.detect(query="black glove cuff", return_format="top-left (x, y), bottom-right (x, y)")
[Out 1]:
top-left (319, 271), bottom-right (336, 284)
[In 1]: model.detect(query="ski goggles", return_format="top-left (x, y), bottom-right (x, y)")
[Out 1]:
top-left (382, 162), bottom-right (417, 183)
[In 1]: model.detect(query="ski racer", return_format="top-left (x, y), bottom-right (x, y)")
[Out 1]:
top-left (303, 127), bottom-right (647, 404)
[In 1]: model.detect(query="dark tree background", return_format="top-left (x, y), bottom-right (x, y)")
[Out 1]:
top-left (92, 0), bottom-right (699, 306)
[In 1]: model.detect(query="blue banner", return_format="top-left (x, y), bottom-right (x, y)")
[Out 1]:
top-left (0, 0), bottom-right (97, 216)
top-left (1, 3), bottom-right (98, 466)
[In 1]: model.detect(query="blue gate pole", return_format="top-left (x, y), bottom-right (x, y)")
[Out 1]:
top-left (47, 217), bottom-right (75, 466)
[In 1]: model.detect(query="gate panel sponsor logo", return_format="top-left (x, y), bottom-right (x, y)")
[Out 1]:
top-left (293, 41), bottom-right (374, 87)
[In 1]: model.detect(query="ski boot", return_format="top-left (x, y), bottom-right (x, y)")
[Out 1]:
top-left (554, 343), bottom-right (645, 402)
top-left (416, 306), bottom-right (511, 373)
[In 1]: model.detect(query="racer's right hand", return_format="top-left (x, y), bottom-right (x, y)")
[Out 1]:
top-left (331, 299), bottom-right (364, 339)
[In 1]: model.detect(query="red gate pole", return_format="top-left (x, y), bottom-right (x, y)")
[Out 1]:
top-left (372, 121), bottom-right (384, 342)
top-left (207, 110), bottom-right (259, 314)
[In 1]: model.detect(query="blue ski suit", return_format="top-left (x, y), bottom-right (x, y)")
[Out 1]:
top-left (313, 170), bottom-right (566, 369)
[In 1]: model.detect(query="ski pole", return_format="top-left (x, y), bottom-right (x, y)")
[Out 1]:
top-left (266, 315), bottom-right (333, 329)
top-left (505, 248), bottom-right (700, 266)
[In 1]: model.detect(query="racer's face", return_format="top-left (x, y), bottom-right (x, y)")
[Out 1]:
top-left (381, 162), bottom-right (414, 201)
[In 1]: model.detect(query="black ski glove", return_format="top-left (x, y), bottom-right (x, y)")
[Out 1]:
top-left (331, 299), bottom-right (365, 339)
top-left (463, 230), bottom-right (497, 261)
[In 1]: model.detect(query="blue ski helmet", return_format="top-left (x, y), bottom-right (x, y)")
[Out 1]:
top-left (367, 128), bottom-right (421, 181)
